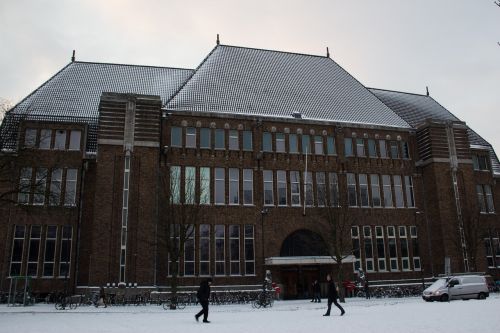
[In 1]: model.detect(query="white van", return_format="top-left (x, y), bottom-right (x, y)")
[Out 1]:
top-left (422, 275), bottom-right (489, 302)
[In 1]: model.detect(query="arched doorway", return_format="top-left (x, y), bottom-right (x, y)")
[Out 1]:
top-left (280, 229), bottom-right (329, 257)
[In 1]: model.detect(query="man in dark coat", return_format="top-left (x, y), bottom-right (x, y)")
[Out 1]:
top-left (323, 274), bottom-right (345, 316)
top-left (195, 278), bottom-right (212, 323)
top-left (312, 280), bottom-right (321, 303)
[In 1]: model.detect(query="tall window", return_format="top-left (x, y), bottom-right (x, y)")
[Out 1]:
top-left (244, 225), bottom-right (255, 275)
top-left (478, 184), bottom-right (495, 213)
top-left (364, 226), bottom-right (374, 271)
top-left (359, 174), bottom-right (369, 207)
top-left (49, 169), bottom-right (62, 206)
top-left (375, 226), bottom-right (386, 271)
top-left (473, 155), bottom-right (489, 171)
top-left (399, 226), bottom-right (410, 270)
top-left (26, 225), bottom-right (41, 277)
top-left (229, 168), bottom-right (239, 205)
top-left (200, 128), bottom-right (211, 149)
top-left (351, 226), bottom-right (361, 271)
top-left (186, 127), bottom-right (196, 148)
top-left (215, 168), bottom-right (225, 205)
top-left (43, 226), bottom-right (57, 277)
top-left (401, 141), bottom-right (410, 159)
top-left (329, 173), bottom-right (339, 207)
top-left (387, 226), bottom-right (398, 271)
top-left (168, 224), bottom-right (180, 276)
top-left (229, 225), bottom-right (240, 275)
top-left (289, 134), bottom-right (298, 153)
top-left (242, 131), bottom-right (252, 151)
top-left (54, 130), bottom-right (66, 150)
top-left (276, 133), bottom-right (285, 153)
top-left (344, 138), bottom-right (353, 157)
top-left (304, 171), bottom-right (313, 206)
top-left (327, 136), bottom-right (336, 155)
top-left (404, 176), bottom-right (415, 208)
top-left (185, 167), bottom-right (196, 204)
top-left (302, 135), bottom-right (311, 154)
top-left (263, 170), bottom-right (274, 206)
top-left (277, 170), bottom-right (287, 206)
top-left (243, 169), bottom-right (253, 205)
top-left (484, 238), bottom-right (495, 268)
top-left (367, 139), bottom-right (377, 158)
top-left (316, 172), bottom-right (326, 207)
top-left (410, 226), bottom-right (421, 271)
top-left (215, 225), bottom-right (225, 275)
top-left (24, 128), bottom-right (37, 148)
top-left (59, 225), bottom-right (72, 277)
top-left (215, 129), bottom-right (225, 149)
top-left (171, 127), bottom-right (182, 147)
top-left (64, 169), bottom-right (78, 206)
top-left (484, 185), bottom-right (495, 213)
top-left (290, 171), bottom-right (301, 206)
top-left (18, 167), bottom-right (32, 204)
top-left (393, 175), bottom-right (404, 208)
top-left (379, 140), bottom-right (387, 158)
top-left (382, 175), bottom-right (393, 208)
top-left (184, 226), bottom-right (195, 276)
top-left (370, 174), bottom-right (381, 207)
top-left (199, 225), bottom-right (210, 276)
top-left (390, 141), bottom-right (399, 159)
top-left (262, 132), bottom-right (272, 152)
top-left (39, 129), bottom-right (52, 149)
top-left (314, 136), bottom-right (323, 155)
top-left (199, 167), bottom-right (210, 204)
top-left (10, 225), bottom-right (25, 276)
top-left (170, 166), bottom-right (181, 204)
top-left (229, 130), bottom-right (239, 150)
top-left (356, 139), bottom-right (365, 157)
top-left (33, 168), bottom-right (48, 205)
top-left (347, 173), bottom-right (357, 207)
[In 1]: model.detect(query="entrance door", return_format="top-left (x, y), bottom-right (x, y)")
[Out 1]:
top-left (280, 266), bottom-right (321, 299)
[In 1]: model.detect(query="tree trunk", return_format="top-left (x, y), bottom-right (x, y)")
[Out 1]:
top-left (336, 262), bottom-right (346, 303)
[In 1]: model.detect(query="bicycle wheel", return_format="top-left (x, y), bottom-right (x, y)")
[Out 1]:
top-left (55, 302), bottom-right (65, 310)
top-left (162, 301), bottom-right (171, 310)
top-left (252, 299), bottom-right (261, 308)
top-left (176, 301), bottom-right (186, 310)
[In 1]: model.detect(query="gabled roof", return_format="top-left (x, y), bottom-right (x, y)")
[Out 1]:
top-left (166, 45), bottom-right (411, 129)
top-left (1, 61), bottom-right (194, 153)
top-left (370, 88), bottom-right (500, 175)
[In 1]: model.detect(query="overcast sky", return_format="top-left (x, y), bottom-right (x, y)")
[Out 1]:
top-left (1, 0), bottom-right (499, 151)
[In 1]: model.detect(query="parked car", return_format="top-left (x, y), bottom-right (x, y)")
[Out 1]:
top-left (422, 275), bottom-right (489, 302)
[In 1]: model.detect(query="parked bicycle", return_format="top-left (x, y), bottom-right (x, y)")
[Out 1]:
top-left (252, 290), bottom-right (274, 308)
top-left (54, 293), bottom-right (77, 310)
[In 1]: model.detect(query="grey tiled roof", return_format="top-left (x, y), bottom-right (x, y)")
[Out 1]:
top-left (1, 61), bottom-right (194, 153)
top-left (166, 45), bottom-right (411, 129)
top-left (370, 88), bottom-right (500, 175)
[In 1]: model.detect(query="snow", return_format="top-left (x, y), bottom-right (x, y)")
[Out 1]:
top-left (1, 295), bottom-right (500, 333)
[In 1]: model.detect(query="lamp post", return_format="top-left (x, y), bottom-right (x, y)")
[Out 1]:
top-left (261, 208), bottom-right (269, 280)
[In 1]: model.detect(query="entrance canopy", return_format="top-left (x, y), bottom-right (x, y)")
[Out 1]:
top-left (265, 255), bottom-right (356, 266)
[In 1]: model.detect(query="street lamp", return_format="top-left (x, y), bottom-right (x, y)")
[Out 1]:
top-left (261, 208), bottom-right (269, 280)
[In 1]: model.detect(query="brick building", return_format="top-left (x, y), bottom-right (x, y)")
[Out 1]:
top-left (1, 43), bottom-right (499, 298)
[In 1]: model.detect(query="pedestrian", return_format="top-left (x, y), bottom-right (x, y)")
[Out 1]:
top-left (311, 280), bottom-right (321, 303)
top-left (364, 279), bottom-right (371, 299)
top-left (195, 278), bottom-right (212, 323)
top-left (96, 286), bottom-right (107, 308)
top-left (323, 274), bottom-right (345, 317)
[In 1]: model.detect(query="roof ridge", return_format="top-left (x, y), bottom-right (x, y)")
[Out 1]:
top-left (218, 43), bottom-right (328, 60)
top-left (74, 60), bottom-right (194, 72)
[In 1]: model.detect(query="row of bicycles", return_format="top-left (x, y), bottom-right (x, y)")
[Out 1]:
top-left (354, 285), bottom-right (424, 298)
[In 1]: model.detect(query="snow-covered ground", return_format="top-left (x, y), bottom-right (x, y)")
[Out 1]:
top-left (2, 295), bottom-right (500, 333)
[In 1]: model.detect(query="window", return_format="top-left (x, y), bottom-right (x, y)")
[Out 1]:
top-left (411, 226), bottom-right (421, 271)
top-left (356, 139), bottom-right (365, 157)
top-left (215, 168), bottom-right (225, 205)
top-left (304, 171), bottom-right (313, 206)
top-left (263, 170), bottom-right (274, 206)
top-left (39, 129), bottom-right (52, 149)
top-left (478, 184), bottom-right (495, 213)
top-left (382, 175), bottom-right (393, 208)
top-left (243, 169), bottom-right (253, 205)
top-left (10, 225), bottom-right (25, 276)
top-left (376, 226), bottom-right (386, 271)
top-left (185, 167), bottom-right (196, 204)
top-left (314, 136), bottom-right (323, 155)
top-left (477, 185), bottom-right (486, 213)
top-left (387, 226), bottom-right (398, 271)
top-left (404, 176), bottom-right (415, 208)
top-left (347, 173), bottom-right (357, 207)
top-left (399, 226), bottom-right (410, 270)
top-left (64, 169), bottom-right (78, 206)
top-left (277, 170), bottom-right (287, 206)
top-left (485, 185), bottom-right (495, 213)
top-left (276, 133), bottom-right (285, 153)
top-left (485, 238), bottom-right (494, 267)
top-left (316, 172), bottom-right (326, 207)
top-left (370, 174), bottom-right (381, 207)
top-left (49, 169), bottom-right (62, 206)
top-left (186, 127), bottom-right (196, 148)
top-left (167, 224), bottom-right (180, 276)
top-left (327, 136), bottom-right (336, 155)
top-left (473, 155), bottom-right (489, 171)
top-left (262, 132), bottom-right (272, 152)
top-left (367, 139), bottom-right (377, 158)
top-left (33, 168), bottom-right (48, 205)
top-left (229, 130), bottom-right (239, 150)
top-left (69, 130), bottom-right (81, 151)
top-left (200, 128), bottom-right (211, 149)
top-left (379, 140), bottom-right (387, 158)
top-left (43, 226), bottom-right (57, 277)
top-left (24, 128), bottom-right (37, 148)
top-left (243, 131), bottom-right (252, 151)
top-left (170, 166), bottom-right (181, 204)
top-left (54, 130), bottom-right (66, 150)
top-left (199, 225), bottom-right (210, 275)
top-left (289, 134), bottom-right (298, 153)
top-left (18, 167), bottom-right (32, 204)
top-left (27, 225), bottom-right (41, 277)
top-left (215, 129), bottom-right (225, 149)
top-left (351, 226), bottom-right (361, 271)
top-left (401, 141), bottom-right (410, 159)
top-left (244, 225), bottom-right (255, 275)
top-left (393, 175), bottom-right (404, 208)
top-left (302, 135), bottom-right (311, 154)
top-left (344, 138), bottom-right (353, 157)
top-left (364, 226), bottom-right (374, 271)
top-left (359, 174), bottom-right (369, 207)
top-left (171, 127), bottom-right (182, 147)
top-left (229, 168), bottom-right (239, 205)
top-left (229, 225), bottom-right (240, 275)
top-left (215, 225), bottom-right (225, 275)
top-left (59, 225), bottom-right (72, 277)
top-left (329, 173), bottom-right (339, 207)
top-left (184, 225), bottom-right (195, 276)
top-left (390, 141), bottom-right (399, 159)
top-left (199, 167), bottom-right (210, 204)
top-left (290, 171), bottom-right (301, 206)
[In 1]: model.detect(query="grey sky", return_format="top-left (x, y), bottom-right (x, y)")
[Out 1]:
top-left (1, 0), bottom-right (499, 151)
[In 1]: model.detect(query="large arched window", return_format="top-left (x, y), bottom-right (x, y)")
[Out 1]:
top-left (280, 229), bottom-right (329, 257)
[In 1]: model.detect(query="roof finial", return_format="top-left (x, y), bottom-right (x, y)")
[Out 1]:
top-left (426, 86), bottom-right (429, 96)
top-left (71, 50), bottom-right (75, 62)
top-left (216, 34), bottom-right (220, 45)
top-left (326, 47), bottom-right (330, 58)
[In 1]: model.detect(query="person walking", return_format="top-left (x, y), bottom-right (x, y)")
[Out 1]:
top-left (312, 280), bottom-right (321, 303)
top-left (96, 286), bottom-right (107, 308)
top-left (195, 278), bottom-right (212, 323)
top-left (323, 274), bottom-right (345, 317)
